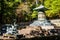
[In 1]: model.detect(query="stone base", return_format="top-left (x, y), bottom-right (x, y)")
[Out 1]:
top-left (29, 20), bottom-right (54, 30)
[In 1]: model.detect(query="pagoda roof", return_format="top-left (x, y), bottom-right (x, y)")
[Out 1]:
top-left (33, 4), bottom-right (49, 11)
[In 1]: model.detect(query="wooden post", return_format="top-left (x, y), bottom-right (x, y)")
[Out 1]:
top-left (35, 0), bottom-right (39, 6)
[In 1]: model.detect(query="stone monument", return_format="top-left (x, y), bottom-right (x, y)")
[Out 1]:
top-left (30, 0), bottom-right (54, 30)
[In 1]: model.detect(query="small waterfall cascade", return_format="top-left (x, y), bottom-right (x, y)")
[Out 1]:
top-left (6, 19), bottom-right (18, 35)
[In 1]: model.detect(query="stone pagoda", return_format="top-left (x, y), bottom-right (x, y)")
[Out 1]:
top-left (29, 3), bottom-right (54, 30)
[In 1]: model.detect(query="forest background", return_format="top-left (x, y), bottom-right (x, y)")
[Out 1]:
top-left (1, 0), bottom-right (60, 24)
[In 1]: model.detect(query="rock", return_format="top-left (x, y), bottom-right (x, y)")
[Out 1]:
top-left (18, 26), bottom-right (59, 38)
top-left (18, 26), bottom-right (42, 38)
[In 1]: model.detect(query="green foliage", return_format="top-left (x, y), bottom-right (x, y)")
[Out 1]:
top-left (2, 0), bottom-right (20, 23)
top-left (44, 0), bottom-right (60, 19)
top-left (31, 11), bottom-right (38, 19)
top-left (2, 0), bottom-right (60, 23)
